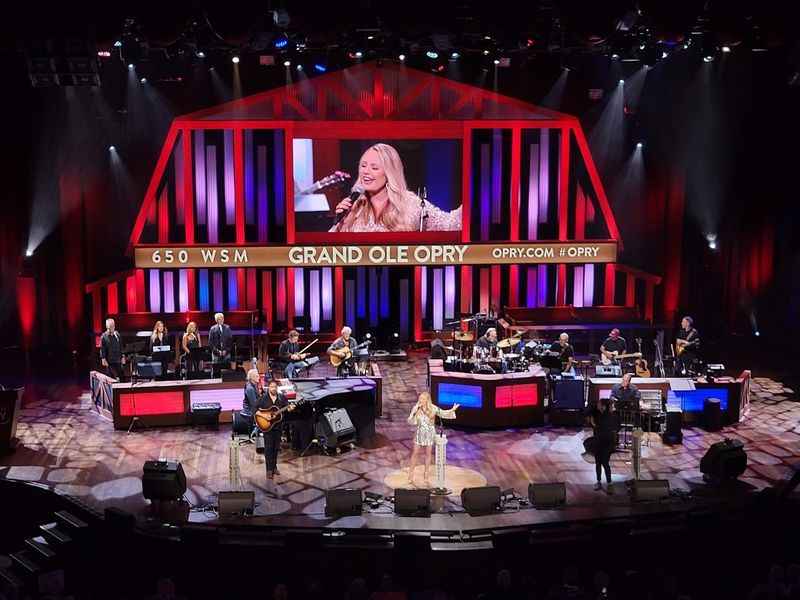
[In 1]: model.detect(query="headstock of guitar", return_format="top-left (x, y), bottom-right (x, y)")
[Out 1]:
top-left (316, 170), bottom-right (351, 191)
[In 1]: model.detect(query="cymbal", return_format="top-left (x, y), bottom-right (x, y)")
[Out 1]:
top-left (504, 353), bottom-right (521, 359)
top-left (454, 332), bottom-right (474, 341)
top-left (497, 337), bottom-right (521, 349)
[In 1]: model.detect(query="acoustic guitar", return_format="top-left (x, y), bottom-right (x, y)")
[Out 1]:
top-left (254, 398), bottom-right (306, 433)
top-left (329, 340), bottom-right (371, 367)
top-left (296, 171), bottom-right (351, 196)
top-left (599, 351), bottom-right (642, 366)
top-left (634, 358), bottom-right (651, 378)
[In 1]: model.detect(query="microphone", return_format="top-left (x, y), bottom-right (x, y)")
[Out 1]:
top-left (335, 184), bottom-right (364, 224)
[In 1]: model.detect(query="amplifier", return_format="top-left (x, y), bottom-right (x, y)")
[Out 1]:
top-left (595, 365), bottom-right (622, 377)
top-left (191, 402), bottom-right (221, 429)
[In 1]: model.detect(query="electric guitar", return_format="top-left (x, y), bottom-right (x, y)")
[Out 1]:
top-left (297, 171), bottom-right (351, 196)
top-left (254, 398), bottom-right (306, 433)
top-left (329, 340), bottom-right (371, 367)
top-left (599, 351), bottom-right (642, 365)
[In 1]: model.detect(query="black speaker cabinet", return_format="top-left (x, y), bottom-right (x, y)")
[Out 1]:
top-left (700, 438), bottom-right (747, 481)
top-left (316, 408), bottom-right (356, 450)
top-left (460, 486), bottom-right (501, 515)
top-left (552, 379), bottom-right (585, 409)
top-left (142, 460), bottom-right (187, 501)
top-left (662, 409), bottom-right (683, 445)
top-left (394, 488), bottom-right (431, 516)
top-left (218, 491), bottom-right (255, 516)
top-left (325, 488), bottom-right (362, 517)
top-left (703, 398), bottom-right (723, 432)
top-left (528, 482), bottom-right (566, 508)
top-left (631, 479), bottom-right (671, 501)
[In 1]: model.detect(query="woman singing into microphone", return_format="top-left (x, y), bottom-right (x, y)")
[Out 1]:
top-left (406, 392), bottom-right (459, 487)
top-left (330, 143), bottom-right (461, 233)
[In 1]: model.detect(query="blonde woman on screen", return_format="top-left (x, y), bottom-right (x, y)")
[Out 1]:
top-left (330, 143), bottom-right (461, 233)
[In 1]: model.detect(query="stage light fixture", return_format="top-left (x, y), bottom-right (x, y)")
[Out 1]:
top-left (450, 51), bottom-right (460, 59)
top-left (618, 78), bottom-right (625, 84)
top-left (483, 49), bottom-right (490, 56)
top-left (25, 249), bottom-right (33, 257)
top-left (367, 35), bottom-right (374, 40)
top-left (296, 64), bottom-right (303, 71)
top-left (683, 43), bottom-right (689, 49)
top-left (273, 34), bottom-right (289, 50)
top-left (231, 56), bottom-right (240, 64)
top-left (703, 55), bottom-right (714, 62)
top-left (661, 51), bottom-right (668, 59)
top-left (355, 50), bottom-right (363, 58)
top-left (140, 77), bottom-right (146, 83)
top-left (721, 46), bottom-right (731, 53)
top-left (755, 331), bottom-right (761, 337)
top-left (283, 60), bottom-right (291, 67)
top-left (114, 40), bottom-right (122, 48)
top-left (426, 50), bottom-right (439, 59)
top-left (398, 53), bottom-right (406, 61)
top-left (636, 141), bottom-right (643, 148)
top-left (313, 63), bottom-right (326, 73)
top-left (128, 63), bottom-right (134, 70)
top-left (611, 53), bottom-right (619, 60)
top-left (109, 145), bottom-right (116, 151)
top-left (196, 51), bottom-right (206, 58)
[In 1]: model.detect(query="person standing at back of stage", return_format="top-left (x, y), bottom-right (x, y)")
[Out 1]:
top-left (100, 318), bottom-right (125, 380)
top-left (209, 312), bottom-right (233, 377)
top-left (675, 315), bottom-right (701, 375)
top-left (182, 321), bottom-right (201, 377)
top-left (149, 320), bottom-right (170, 377)
top-left (589, 396), bottom-right (616, 493)
top-left (600, 328), bottom-right (627, 363)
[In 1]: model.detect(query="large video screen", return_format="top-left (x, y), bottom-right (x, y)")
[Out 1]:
top-left (292, 138), bottom-right (462, 239)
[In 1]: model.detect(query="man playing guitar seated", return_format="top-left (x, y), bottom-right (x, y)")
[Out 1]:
top-left (278, 329), bottom-right (319, 379)
top-left (327, 326), bottom-right (359, 377)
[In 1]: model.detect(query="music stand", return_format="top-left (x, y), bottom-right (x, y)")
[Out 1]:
top-left (188, 347), bottom-right (211, 379)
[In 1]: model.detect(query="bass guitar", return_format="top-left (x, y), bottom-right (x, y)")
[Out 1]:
top-left (329, 340), bottom-right (371, 367)
top-left (599, 351), bottom-right (642, 366)
top-left (254, 398), bottom-right (306, 433)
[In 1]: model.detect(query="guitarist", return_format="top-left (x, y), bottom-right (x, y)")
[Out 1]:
top-left (675, 316), bottom-right (701, 376)
top-left (259, 378), bottom-right (294, 480)
top-left (327, 326), bottom-right (359, 376)
top-left (278, 330), bottom-right (319, 379)
top-left (600, 328), bottom-right (627, 364)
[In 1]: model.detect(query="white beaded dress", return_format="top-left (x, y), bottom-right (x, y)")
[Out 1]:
top-left (407, 403), bottom-right (457, 446)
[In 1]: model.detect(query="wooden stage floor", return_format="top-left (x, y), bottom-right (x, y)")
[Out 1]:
top-left (2, 353), bottom-right (799, 532)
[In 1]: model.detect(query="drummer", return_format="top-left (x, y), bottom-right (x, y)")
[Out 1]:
top-left (474, 328), bottom-right (501, 358)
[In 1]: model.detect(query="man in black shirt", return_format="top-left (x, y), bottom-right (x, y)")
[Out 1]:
top-left (278, 330), bottom-right (319, 378)
top-left (600, 328), bottom-right (627, 363)
top-left (209, 312), bottom-right (233, 377)
top-left (100, 318), bottom-right (125, 380)
top-left (610, 373), bottom-right (641, 409)
top-left (549, 333), bottom-right (575, 374)
top-left (474, 327), bottom-right (500, 358)
top-left (675, 316), bottom-right (701, 375)
top-left (589, 397), bottom-right (616, 492)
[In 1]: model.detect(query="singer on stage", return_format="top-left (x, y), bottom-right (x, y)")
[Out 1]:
top-left (406, 392), bottom-right (459, 487)
top-left (330, 143), bottom-right (461, 233)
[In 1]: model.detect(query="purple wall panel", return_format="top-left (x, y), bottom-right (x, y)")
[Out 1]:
top-left (179, 269), bottom-right (189, 313)
top-left (212, 271), bottom-right (224, 312)
top-left (148, 269), bottom-right (161, 313)
top-left (175, 134), bottom-right (185, 226)
top-left (257, 145), bottom-right (269, 242)
top-left (205, 146), bottom-right (219, 244)
top-left (527, 143), bottom-right (539, 240)
top-left (163, 271), bottom-right (175, 313)
top-left (194, 130), bottom-right (206, 225)
top-left (444, 266), bottom-right (456, 319)
top-left (294, 268), bottom-right (305, 318)
top-left (309, 270), bottom-right (320, 332)
top-left (538, 129), bottom-right (549, 223)
top-left (223, 130), bottom-right (236, 225)
top-left (583, 264), bottom-right (595, 307)
top-left (479, 143), bottom-right (490, 241)
top-left (322, 268), bottom-right (333, 321)
top-left (244, 130), bottom-right (255, 225)
top-left (573, 266), bottom-right (584, 308)
top-left (433, 268), bottom-right (444, 331)
top-left (537, 264), bottom-right (548, 307)
top-left (491, 129), bottom-right (503, 224)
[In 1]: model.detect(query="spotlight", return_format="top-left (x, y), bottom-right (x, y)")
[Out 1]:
top-left (296, 64), bottom-right (303, 71)
top-left (706, 233), bottom-right (718, 249)
top-left (196, 51), bottom-right (206, 58)
top-left (398, 53), bottom-right (406, 61)
top-left (108, 145), bottom-right (116, 152)
top-left (273, 34), bottom-right (289, 50)
top-left (483, 49), bottom-right (490, 56)
top-left (25, 249), bottom-right (33, 257)
top-left (636, 141), bottom-right (643, 149)
top-left (755, 331), bottom-right (761, 337)
top-left (661, 51), bottom-right (668, 59)
top-left (450, 51), bottom-right (460, 59)
top-left (140, 77), bottom-right (146, 83)
top-left (683, 43), bottom-right (689, 50)
top-left (354, 50), bottom-right (363, 58)
top-left (232, 56), bottom-right (240, 64)
top-left (426, 50), bottom-right (439, 59)
top-left (721, 46), bottom-right (731, 53)
top-left (283, 60), bottom-right (291, 67)
top-left (618, 78), bottom-right (625, 84)
top-left (367, 35), bottom-right (374, 40)
top-left (611, 53), bottom-right (619, 60)
top-left (313, 63), bottom-right (327, 73)
top-left (708, 240), bottom-right (717, 250)
top-left (113, 40), bottom-right (122, 48)
top-left (128, 63), bottom-right (134, 70)
top-left (703, 55), bottom-right (714, 63)
top-left (493, 58), bottom-right (500, 65)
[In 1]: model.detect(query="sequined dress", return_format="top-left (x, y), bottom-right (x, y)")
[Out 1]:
top-left (330, 197), bottom-right (462, 233)
top-left (407, 403), bottom-right (457, 446)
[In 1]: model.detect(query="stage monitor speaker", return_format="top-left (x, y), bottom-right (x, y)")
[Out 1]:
top-left (631, 480), bottom-right (671, 502)
top-left (461, 486), bottom-right (501, 515)
top-left (218, 491), bottom-right (255, 516)
top-left (552, 379), bottom-right (585, 410)
top-left (595, 364), bottom-right (622, 377)
top-left (662, 409), bottom-right (683, 445)
top-left (703, 398), bottom-right (723, 432)
top-left (700, 438), bottom-right (747, 482)
top-left (393, 531), bottom-right (431, 553)
top-left (528, 482), bottom-right (566, 508)
top-left (325, 488), bottom-right (362, 517)
top-left (394, 488), bottom-right (431, 516)
top-left (142, 460), bottom-right (186, 501)
top-left (191, 402), bottom-right (221, 429)
top-left (316, 408), bottom-right (356, 449)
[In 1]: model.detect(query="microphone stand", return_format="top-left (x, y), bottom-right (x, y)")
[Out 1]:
top-left (431, 410), bottom-right (450, 496)
top-left (418, 186), bottom-right (429, 232)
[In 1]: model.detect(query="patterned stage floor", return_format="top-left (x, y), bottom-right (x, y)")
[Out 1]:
top-left (2, 353), bottom-right (798, 529)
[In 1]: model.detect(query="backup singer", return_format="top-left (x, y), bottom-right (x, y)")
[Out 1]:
top-left (100, 318), bottom-right (125, 380)
top-left (327, 326), bottom-right (358, 376)
top-left (675, 316), bottom-right (701, 375)
top-left (406, 392), bottom-right (459, 487)
top-left (278, 330), bottom-right (319, 379)
top-left (149, 320), bottom-right (171, 376)
top-left (181, 321), bottom-right (201, 376)
top-left (589, 396), bottom-right (616, 493)
top-left (209, 312), bottom-right (233, 377)
top-left (330, 143), bottom-right (461, 233)
top-left (600, 328), bottom-right (627, 363)
top-left (259, 378), bottom-right (295, 480)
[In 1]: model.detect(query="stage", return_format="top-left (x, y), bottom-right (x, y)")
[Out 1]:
top-left (1, 354), bottom-right (798, 535)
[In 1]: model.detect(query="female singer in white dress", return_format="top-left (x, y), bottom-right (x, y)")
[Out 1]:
top-left (406, 392), bottom-right (459, 486)
top-left (330, 143), bottom-right (462, 233)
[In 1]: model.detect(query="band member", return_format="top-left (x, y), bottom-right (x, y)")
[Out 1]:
top-left (600, 328), bottom-right (627, 363)
top-left (550, 333), bottom-right (575, 374)
top-left (278, 330), bottom-right (319, 379)
top-left (675, 316), bottom-right (701, 375)
top-left (149, 320), bottom-right (170, 377)
top-left (406, 392), bottom-right (459, 487)
top-left (259, 378), bottom-right (295, 480)
top-left (589, 396), bottom-right (616, 493)
top-left (610, 372), bottom-right (641, 409)
top-left (327, 326), bottom-right (358, 376)
top-left (330, 143), bottom-right (461, 233)
top-left (242, 368), bottom-right (263, 423)
top-left (474, 328), bottom-right (502, 358)
top-left (430, 338), bottom-right (448, 360)
top-left (181, 321), bottom-right (201, 377)
top-left (209, 312), bottom-right (233, 377)
top-left (100, 318), bottom-right (125, 380)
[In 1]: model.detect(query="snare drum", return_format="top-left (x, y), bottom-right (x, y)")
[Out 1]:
top-left (473, 363), bottom-right (496, 375)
